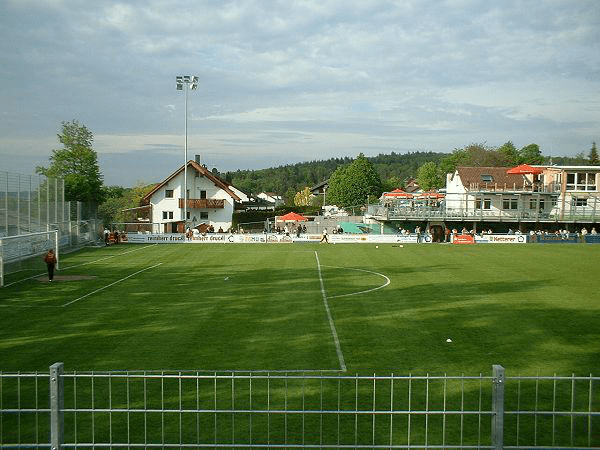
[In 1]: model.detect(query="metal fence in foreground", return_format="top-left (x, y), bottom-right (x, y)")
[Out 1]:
top-left (0, 364), bottom-right (598, 449)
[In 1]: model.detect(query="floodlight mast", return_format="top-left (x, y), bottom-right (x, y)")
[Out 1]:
top-left (176, 75), bottom-right (198, 231)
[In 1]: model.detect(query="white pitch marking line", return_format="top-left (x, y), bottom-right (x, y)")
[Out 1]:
top-left (315, 251), bottom-right (347, 373)
top-left (62, 263), bottom-right (163, 307)
top-left (322, 265), bottom-right (391, 299)
top-left (61, 244), bottom-right (158, 270)
top-left (2, 244), bottom-right (158, 288)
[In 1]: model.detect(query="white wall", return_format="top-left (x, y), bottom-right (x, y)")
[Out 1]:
top-left (150, 167), bottom-right (236, 231)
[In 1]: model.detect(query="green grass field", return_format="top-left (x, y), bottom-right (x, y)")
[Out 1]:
top-left (2, 242), bottom-right (599, 376)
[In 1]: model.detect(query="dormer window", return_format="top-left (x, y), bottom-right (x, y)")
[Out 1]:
top-left (481, 175), bottom-right (494, 183)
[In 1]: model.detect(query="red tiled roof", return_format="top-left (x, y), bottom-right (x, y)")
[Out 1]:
top-left (455, 166), bottom-right (527, 189)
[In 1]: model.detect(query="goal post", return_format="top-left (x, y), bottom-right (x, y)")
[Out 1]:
top-left (0, 230), bottom-right (59, 287)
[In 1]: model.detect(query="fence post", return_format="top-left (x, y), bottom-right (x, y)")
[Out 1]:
top-left (50, 362), bottom-right (64, 450)
top-left (492, 364), bottom-right (505, 450)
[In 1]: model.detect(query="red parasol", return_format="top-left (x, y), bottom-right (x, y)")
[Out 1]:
top-left (382, 189), bottom-right (413, 198)
top-left (417, 190), bottom-right (445, 199)
top-left (279, 212), bottom-right (308, 222)
top-left (506, 164), bottom-right (543, 175)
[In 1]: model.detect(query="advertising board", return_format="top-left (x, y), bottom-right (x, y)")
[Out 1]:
top-left (475, 234), bottom-right (528, 244)
top-left (126, 233), bottom-right (432, 244)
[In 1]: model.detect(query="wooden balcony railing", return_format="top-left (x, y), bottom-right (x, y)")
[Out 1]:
top-left (179, 198), bottom-right (225, 209)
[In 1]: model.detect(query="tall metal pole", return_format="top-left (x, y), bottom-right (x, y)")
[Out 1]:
top-left (184, 82), bottom-right (188, 228)
top-left (176, 75), bottom-right (198, 231)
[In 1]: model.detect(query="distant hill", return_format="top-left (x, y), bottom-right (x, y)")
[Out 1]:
top-left (222, 151), bottom-right (447, 198)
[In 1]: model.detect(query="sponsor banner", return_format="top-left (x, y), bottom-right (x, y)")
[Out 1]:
top-left (584, 235), bottom-right (600, 244)
top-left (126, 232), bottom-right (431, 244)
top-left (126, 233), bottom-right (295, 244)
top-left (453, 234), bottom-right (475, 244)
top-left (325, 234), bottom-right (427, 244)
top-left (476, 234), bottom-right (528, 244)
top-left (537, 234), bottom-right (579, 244)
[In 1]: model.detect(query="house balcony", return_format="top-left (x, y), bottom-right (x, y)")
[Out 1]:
top-left (179, 198), bottom-right (225, 209)
top-left (466, 182), bottom-right (562, 194)
top-left (367, 203), bottom-right (600, 223)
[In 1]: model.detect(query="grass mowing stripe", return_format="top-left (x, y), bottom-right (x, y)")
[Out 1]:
top-left (1, 244), bottom-right (158, 288)
top-left (60, 244), bottom-right (158, 271)
top-left (315, 251), bottom-right (347, 372)
top-left (62, 263), bottom-right (163, 307)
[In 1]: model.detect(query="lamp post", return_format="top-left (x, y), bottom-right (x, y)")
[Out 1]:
top-left (176, 75), bottom-right (198, 230)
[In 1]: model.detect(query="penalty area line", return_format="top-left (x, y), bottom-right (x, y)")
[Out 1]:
top-left (315, 251), bottom-right (347, 373)
top-left (62, 263), bottom-right (162, 307)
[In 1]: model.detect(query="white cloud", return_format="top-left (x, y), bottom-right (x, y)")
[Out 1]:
top-left (1, 0), bottom-right (598, 185)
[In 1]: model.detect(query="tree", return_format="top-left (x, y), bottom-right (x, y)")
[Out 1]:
top-left (98, 183), bottom-right (155, 227)
top-left (497, 141), bottom-right (520, 166)
top-left (36, 120), bottom-right (104, 203)
top-left (416, 161), bottom-right (443, 191)
top-left (294, 187), bottom-right (312, 206)
top-left (589, 142), bottom-right (599, 165)
top-left (438, 143), bottom-right (506, 174)
top-left (326, 153), bottom-right (383, 207)
top-left (519, 143), bottom-right (544, 164)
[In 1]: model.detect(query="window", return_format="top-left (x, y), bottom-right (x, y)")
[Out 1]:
top-left (481, 174), bottom-right (494, 183)
top-left (200, 212), bottom-right (209, 220)
top-left (165, 189), bottom-right (174, 198)
top-left (573, 198), bottom-right (588, 207)
top-left (200, 190), bottom-right (207, 199)
top-left (163, 211), bottom-right (173, 220)
top-left (476, 198), bottom-right (491, 209)
top-left (529, 199), bottom-right (546, 211)
top-left (566, 172), bottom-right (597, 191)
top-left (186, 211), bottom-right (191, 220)
top-left (502, 198), bottom-right (518, 210)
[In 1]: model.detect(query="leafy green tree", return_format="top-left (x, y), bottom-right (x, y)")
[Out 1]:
top-left (294, 187), bottom-right (312, 206)
top-left (36, 120), bottom-right (104, 203)
top-left (326, 153), bottom-right (383, 207)
top-left (438, 143), bottom-right (505, 174)
top-left (497, 141), bottom-right (520, 166)
top-left (382, 175), bottom-right (405, 192)
top-left (519, 143), bottom-right (544, 164)
top-left (416, 161), bottom-right (444, 191)
top-left (98, 183), bottom-right (155, 227)
top-left (589, 142), bottom-right (599, 165)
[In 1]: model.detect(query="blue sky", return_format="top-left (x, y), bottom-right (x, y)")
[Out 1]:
top-left (1, 0), bottom-right (599, 186)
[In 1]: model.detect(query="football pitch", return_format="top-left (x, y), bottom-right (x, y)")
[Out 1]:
top-left (1, 242), bottom-right (599, 376)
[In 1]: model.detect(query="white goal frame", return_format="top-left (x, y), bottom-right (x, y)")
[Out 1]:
top-left (0, 230), bottom-right (59, 287)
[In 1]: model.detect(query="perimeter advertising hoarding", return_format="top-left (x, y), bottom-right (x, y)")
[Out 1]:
top-left (476, 234), bottom-right (528, 244)
top-left (126, 233), bottom-right (429, 244)
top-left (584, 235), bottom-right (600, 244)
top-left (452, 234), bottom-right (475, 244)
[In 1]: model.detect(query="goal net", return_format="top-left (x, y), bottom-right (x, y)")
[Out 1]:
top-left (0, 230), bottom-right (59, 287)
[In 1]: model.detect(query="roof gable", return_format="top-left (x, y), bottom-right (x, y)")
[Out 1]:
top-left (142, 160), bottom-right (242, 203)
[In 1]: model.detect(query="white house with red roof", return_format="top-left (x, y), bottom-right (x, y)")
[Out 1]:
top-left (141, 160), bottom-right (246, 233)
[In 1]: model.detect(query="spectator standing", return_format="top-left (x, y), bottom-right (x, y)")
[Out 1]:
top-left (44, 249), bottom-right (57, 282)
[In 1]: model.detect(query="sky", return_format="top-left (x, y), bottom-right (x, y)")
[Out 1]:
top-left (1, 0), bottom-right (599, 187)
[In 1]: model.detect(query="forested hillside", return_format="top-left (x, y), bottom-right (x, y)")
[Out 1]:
top-left (222, 151), bottom-right (446, 199)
